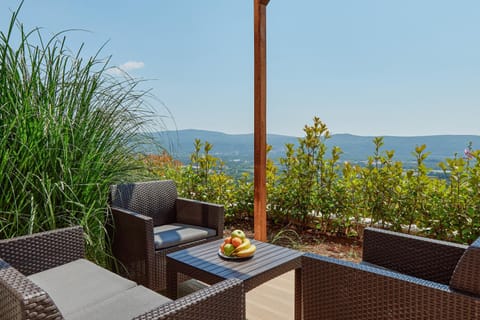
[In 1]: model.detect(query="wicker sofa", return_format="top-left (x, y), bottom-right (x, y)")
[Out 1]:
top-left (0, 226), bottom-right (244, 320)
top-left (302, 227), bottom-right (480, 319)
top-left (109, 180), bottom-right (224, 292)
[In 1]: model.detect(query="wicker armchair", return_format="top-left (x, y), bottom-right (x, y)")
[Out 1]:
top-left (302, 227), bottom-right (480, 319)
top-left (0, 226), bottom-right (244, 320)
top-left (109, 180), bottom-right (224, 292)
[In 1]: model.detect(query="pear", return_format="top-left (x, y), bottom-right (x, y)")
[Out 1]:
top-left (231, 229), bottom-right (246, 240)
top-left (223, 243), bottom-right (235, 256)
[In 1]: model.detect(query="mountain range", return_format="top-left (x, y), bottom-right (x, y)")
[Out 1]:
top-left (147, 129), bottom-right (480, 168)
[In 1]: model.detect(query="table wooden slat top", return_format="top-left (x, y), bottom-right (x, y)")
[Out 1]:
top-left (166, 239), bottom-right (303, 320)
top-left (167, 239), bottom-right (302, 292)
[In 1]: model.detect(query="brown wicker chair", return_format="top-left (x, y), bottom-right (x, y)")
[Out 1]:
top-left (302, 227), bottom-right (480, 319)
top-left (109, 180), bottom-right (224, 292)
top-left (0, 226), bottom-right (244, 320)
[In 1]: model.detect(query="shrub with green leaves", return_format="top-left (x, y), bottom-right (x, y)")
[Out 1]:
top-left (150, 115), bottom-right (480, 244)
top-left (0, 6), bottom-right (153, 265)
top-left (272, 117), bottom-right (342, 228)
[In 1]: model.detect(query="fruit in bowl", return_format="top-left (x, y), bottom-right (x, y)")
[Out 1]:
top-left (219, 229), bottom-right (256, 258)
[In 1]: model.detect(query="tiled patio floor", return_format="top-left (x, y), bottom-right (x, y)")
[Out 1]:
top-left (178, 271), bottom-right (295, 320)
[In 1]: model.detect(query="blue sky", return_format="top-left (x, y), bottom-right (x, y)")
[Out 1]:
top-left (1, 0), bottom-right (480, 137)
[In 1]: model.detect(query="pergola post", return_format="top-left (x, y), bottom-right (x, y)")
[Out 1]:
top-left (254, 0), bottom-right (269, 241)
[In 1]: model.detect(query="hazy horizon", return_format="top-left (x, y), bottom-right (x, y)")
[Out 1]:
top-left (161, 128), bottom-right (480, 139)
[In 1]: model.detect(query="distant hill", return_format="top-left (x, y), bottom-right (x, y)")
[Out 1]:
top-left (146, 129), bottom-right (480, 168)
top-left (327, 134), bottom-right (480, 164)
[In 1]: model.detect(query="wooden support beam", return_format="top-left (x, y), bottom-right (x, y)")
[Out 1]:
top-left (254, 0), bottom-right (269, 241)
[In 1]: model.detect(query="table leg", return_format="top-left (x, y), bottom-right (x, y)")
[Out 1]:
top-left (166, 260), bottom-right (178, 299)
top-left (295, 267), bottom-right (302, 320)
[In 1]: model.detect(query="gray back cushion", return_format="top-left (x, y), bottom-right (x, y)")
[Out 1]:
top-left (110, 180), bottom-right (178, 226)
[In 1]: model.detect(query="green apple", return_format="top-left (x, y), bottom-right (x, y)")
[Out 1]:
top-left (223, 244), bottom-right (235, 256)
top-left (231, 229), bottom-right (246, 240)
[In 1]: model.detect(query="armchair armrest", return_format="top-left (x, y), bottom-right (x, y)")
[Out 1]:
top-left (362, 227), bottom-right (467, 284)
top-left (0, 259), bottom-right (62, 320)
top-left (175, 198), bottom-right (224, 238)
top-left (0, 226), bottom-right (84, 276)
top-left (302, 253), bottom-right (480, 320)
top-left (450, 237), bottom-right (480, 296)
top-left (109, 206), bottom-right (155, 289)
top-left (134, 278), bottom-right (244, 320)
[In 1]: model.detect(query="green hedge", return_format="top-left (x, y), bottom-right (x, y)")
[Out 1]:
top-left (153, 117), bottom-right (480, 244)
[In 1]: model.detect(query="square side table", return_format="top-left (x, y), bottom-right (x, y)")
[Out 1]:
top-left (166, 239), bottom-right (303, 320)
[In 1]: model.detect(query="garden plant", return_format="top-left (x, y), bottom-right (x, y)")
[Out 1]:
top-left (0, 5), bottom-right (155, 265)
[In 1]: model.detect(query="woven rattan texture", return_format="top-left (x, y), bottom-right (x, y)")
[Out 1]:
top-left (302, 253), bottom-right (480, 320)
top-left (109, 180), bottom-right (224, 292)
top-left (1, 227), bottom-right (246, 320)
top-left (362, 227), bottom-right (467, 285)
top-left (133, 279), bottom-right (245, 320)
top-left (115, 236), bottom-right (211, 291)
top-left (0, 228), bottom-right (84, 320)
top-left (176, 198), bottom-right (224, 233)
top-left (110, 180), bottom-right (177, 226)
top-left (450, 237), bottom-right (480, 296)
top-left (0, 226), bottom-right (84, 276)
top-left (0, 260), bottom-right (63, 320)
top-left (156, 238), bottom-right (211, 289)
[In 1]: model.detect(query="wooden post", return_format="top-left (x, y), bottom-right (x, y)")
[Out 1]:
top-left (254, 0), bottom-right (269, 241)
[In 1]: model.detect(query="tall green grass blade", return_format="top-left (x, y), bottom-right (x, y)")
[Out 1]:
top-left (0, 5), bottom-right (159, 265)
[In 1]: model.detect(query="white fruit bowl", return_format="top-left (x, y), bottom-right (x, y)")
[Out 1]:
top-left (217, 249), bottom-right (254, 260)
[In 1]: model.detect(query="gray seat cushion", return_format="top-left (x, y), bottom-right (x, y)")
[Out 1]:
top-left (28, 259), bottom-right (136, 316)
top-left (153, 223), bottom-right (216, 249)
top-left (67, 285), bottom-right (171, 320)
